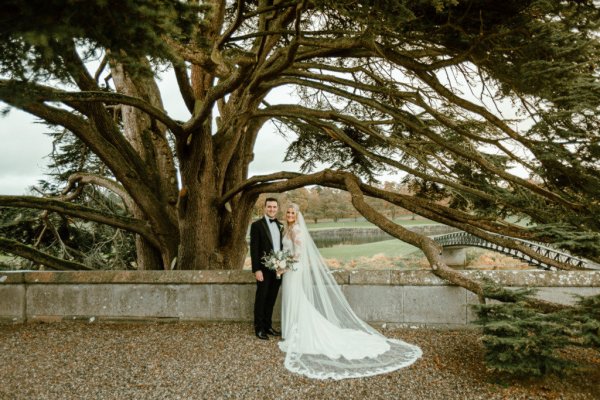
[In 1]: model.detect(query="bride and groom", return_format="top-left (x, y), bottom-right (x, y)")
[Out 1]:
top-left (250, 198), bottom-right (422, 380)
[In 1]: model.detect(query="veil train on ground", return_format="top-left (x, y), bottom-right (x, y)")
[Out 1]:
top-left (278, 204), bottom-right (422, 380)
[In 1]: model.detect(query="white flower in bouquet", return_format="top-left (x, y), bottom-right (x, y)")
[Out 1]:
top-left (262, 250), bottom-right (297, 277)
top-left (276, 259), bottom-right (287, 270)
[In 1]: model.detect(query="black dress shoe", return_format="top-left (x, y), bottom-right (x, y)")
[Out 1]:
top-left (266, 328), bottom-right (281, 336)
top-left (255, 330), bottom-right (269, 340)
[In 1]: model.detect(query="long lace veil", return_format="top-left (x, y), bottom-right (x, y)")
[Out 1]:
top-left (281, 204), bottom-right (422, 380)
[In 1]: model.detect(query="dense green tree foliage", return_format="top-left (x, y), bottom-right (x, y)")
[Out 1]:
top-left (0, 129), bottom-right (135, 270)
top-left (475, 286), bottom-right (600, 377)
top-left (0, 0), bottom-right (203, 79)
top-left (0, 0), bottom-right (598, 275)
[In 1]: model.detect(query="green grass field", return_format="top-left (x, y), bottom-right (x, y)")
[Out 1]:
top-left (306, 216), bottom-right (431, 261)
top-left (318, 238), bottom-right (422, 261)
top-left (309, 216), bottom-right (535, 263)
top-left (305, 216), bottom-right (434, 230)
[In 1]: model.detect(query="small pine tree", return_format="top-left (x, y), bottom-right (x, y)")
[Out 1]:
top-left (474, 282), bottom-right (600, 378)
top-left (475, 300), bottom-right (575, 377)
top-left (563, 294), bottom-right (600, 350)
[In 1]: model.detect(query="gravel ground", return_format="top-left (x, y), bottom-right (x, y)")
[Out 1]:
top-left (1, 322), bottom-right (598, 400)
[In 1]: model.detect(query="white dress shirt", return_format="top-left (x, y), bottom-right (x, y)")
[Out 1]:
top-left (265, 216), bottom-right (281, 251)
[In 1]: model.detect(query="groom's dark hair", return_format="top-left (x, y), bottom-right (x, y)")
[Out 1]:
top-left (265, 197), bottom-right (279, 205)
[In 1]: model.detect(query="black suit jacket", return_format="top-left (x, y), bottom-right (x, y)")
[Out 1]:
top-left (250, 217), bottom-right (284, 273)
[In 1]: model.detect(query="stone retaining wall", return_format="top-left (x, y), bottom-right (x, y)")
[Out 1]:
top-left (1, 270), bottom-right (599, 327)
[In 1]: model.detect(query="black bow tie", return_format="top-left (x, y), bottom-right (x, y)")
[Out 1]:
top-left (269, 218), bottom-right (278, 224)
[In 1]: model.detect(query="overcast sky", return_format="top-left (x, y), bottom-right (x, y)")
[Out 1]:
top-left (0, 71), bottom-right (307, 195)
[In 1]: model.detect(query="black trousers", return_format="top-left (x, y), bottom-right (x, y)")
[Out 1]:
top-left (254, 270), bottom-right (281, 332)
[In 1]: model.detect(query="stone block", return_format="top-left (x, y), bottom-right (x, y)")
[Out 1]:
top-left (343, 285), bottom-right (403, 323)
top-left (23, 270), bottom-right (220, 284)
top-left (27, 284), bottom-right (185, 319)
top-left (533, 287), bottom-right (600, 305)
top-left (348, 270), bottom-right (391, 285)
top-left (389, 270), bottom-right (446, 286)
top-left (0, 272), bottom-right (24, 284)
top-left (466, 291), bottom-right (480, 324)
top-left (172, 285), bottom-right (211, 319)
top-left (25, 271), bottom-right (114, 284)
top-left (111, 284), bottom-right (182, 318)
top-left (0, 285), bottom-right (25, 322)
top-left (404, 286), bottom-right (467, 325)
top-left (210, 284), bottom-right (255, 321)
top-left (27, 284), bottom-right (104, 317)
top-left (199, 270), bottom-right (232, 284)
top-left (228, 270), bottom-right (255, 284)
top-left (329, 270), bottom-right (350, 285)
top-left (461, 270), bottom-right (600, 287)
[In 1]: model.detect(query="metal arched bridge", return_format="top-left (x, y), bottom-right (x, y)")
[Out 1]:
top-left (431, 231), bottom-right (599, 270)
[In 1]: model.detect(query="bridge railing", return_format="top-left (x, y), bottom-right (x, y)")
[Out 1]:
top-left (431, 231), bottom-right (598, 270)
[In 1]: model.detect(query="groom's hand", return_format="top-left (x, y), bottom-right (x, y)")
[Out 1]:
top-left (255, 270), bottom-right (264, 282)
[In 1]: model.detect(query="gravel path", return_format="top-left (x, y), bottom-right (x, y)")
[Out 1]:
top-left (1, 322), bottom-right (598, 399)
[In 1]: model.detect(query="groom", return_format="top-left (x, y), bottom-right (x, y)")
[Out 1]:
top-left (250, 197), bottom-right (283, 340)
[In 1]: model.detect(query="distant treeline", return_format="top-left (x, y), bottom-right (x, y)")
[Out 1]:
top-left (255, 183), bottom-right (415, 223)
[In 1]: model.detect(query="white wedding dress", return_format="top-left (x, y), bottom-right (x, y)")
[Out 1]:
top-left (278, 207), bottom-right (422, 380)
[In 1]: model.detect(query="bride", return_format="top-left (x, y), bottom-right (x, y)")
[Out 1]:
top-left (277, 203), bottom-right (422, 380)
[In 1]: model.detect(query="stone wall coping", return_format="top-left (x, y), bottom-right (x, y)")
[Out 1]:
top-left (0, 269), bottom-right (598, 287)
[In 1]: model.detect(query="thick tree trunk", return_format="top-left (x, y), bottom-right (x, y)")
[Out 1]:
top-left (175, 153), bottom-right (252, 270)
top-left (110, 60), bottom-right (178, 270)
top-left (177, 180), bottom-right (253, 270)
top-left (176, 184), bottom-right (252, 271)
top-left (177, 186), bottom-right (221, 269)
top-left (172, 62), bottom-right (260, 270)
top-left (133, 235), bottom-right (163, 270)
top-left (220, 195), bottom-right (257, 270)
top-left (177, 115), bottom-right (221, 270)
top-left (130, 199), bottom-right (163, 270)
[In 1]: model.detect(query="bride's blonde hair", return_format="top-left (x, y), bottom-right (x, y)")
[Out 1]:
top-left (284, 203), bottom-right (301, 235)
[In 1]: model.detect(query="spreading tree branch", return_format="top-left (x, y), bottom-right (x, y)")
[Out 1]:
top-left (173, 63), bottom-right (196, 113)
top-left (0, 237), bottom-right (93, 271)
top-left (343, 174), bottom-right (567, 312)
top-left (0, 196), bottom-right (158, 248)
top-left (0, 80), bottom-right (183, 135)
top-left (63, 173), bottom-right (136, 212)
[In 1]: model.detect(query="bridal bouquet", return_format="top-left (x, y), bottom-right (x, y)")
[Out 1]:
top-left (262, 250), bottom-right (297, 278)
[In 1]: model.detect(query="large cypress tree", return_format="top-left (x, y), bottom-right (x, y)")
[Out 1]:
top-left (0, 1), bottom-right (597, 294)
